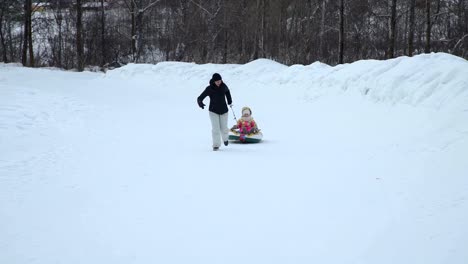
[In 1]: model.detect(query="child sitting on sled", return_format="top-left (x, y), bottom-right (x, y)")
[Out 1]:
top-left (231, 106), bottom-right (259, 134)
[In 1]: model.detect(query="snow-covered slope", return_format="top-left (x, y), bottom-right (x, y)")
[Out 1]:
top-left (1, 53), bottom-right (468, 264)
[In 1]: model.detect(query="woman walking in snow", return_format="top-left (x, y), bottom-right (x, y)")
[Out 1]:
top-left (197, 73), bottom-right (233, 151)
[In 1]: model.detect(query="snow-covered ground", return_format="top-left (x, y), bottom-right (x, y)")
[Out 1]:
top-left (1, 53), bottom-right (468, 264)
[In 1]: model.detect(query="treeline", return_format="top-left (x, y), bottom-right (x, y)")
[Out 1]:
top-left (1, 0), bottom-right (467, 70)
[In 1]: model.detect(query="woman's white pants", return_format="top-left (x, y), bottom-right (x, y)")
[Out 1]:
top-left (209, 111), bottom-right (229, 148)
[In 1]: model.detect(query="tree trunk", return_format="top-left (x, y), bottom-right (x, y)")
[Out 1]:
top-left (131, 0), bottom-right (136, 60)
top-left (222, 0), bottom-right (227, 63)
top-left (252, 0), bottom-right (264, 59)
top-left (7, 19), bottom-right (13, 62)
top-left (319, 0), bottom-right (327, 60)
top-left (28, 2), bottom-right (34, 66)
top-left (76, 0), bottom-right (84, 71)
top-left (408, 0), bottom-right (416, 56)
top-left (135, 9), bottom-right (144, 62)
top-left (338, 0), bottom-right (344, 64)
top-left (388, 0), bottom-right (397, 58)
top-left (463, 0), bottom-right (467, 34)
top-left (305, 0), bottom-right (313, 63)
top-left (101, 0), bottom-right (106, 67)
top-left (0, 10), bottom-right (7, 62)
top-left (58, 23), bottom-right (62, 67)
top-left (239, 0), bottom-right (247, 62)
top-left (425, 0), bottom-right (431, 53)
top-left (22, 0), bottom-right (31, 66)
top-left (260, 0), bottom-right (265, 58)
top-left (56, 5), bottom-right (63, 68)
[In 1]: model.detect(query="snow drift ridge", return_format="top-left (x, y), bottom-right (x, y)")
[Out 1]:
top-left (107, 52), bottom-right (468, 110)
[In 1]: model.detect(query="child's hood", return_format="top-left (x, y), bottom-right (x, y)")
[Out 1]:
top-left (241, 106), bottom-right (252, 115)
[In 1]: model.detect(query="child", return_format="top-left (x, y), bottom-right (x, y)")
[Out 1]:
top-left (232, 106), bottom-right (259, 134)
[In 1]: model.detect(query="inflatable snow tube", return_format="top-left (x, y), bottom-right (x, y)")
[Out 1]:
top-left (229, 129), bottom-right (263, 143)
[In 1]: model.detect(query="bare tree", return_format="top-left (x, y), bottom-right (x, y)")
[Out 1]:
top-left (124, 0), bottom-right (161, 62)
top-left (22, 0), bottom-right (34, 66)
top-left (49, 0), bottom-right (65, 68)
top-left (188, 0), bottom-right (222, 62)
top-left (21, 0), bottom-right (28, 65)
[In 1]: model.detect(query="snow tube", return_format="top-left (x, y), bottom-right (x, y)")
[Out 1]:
top-left (229, 129), bottom-right (263, 143)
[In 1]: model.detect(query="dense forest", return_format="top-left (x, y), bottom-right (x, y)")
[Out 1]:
top-left (1, 0), bottom-right (467, 71)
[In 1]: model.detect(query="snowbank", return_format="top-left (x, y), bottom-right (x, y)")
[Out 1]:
top-left (106, 52), bottom-right (468, 110)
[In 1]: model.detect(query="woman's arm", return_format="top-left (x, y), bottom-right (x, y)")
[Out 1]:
top-left (225, 85), bottom-right (232, 105)
top-left (197, 88), bottom-right (209, 108)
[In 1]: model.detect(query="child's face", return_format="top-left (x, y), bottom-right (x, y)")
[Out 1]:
top-left (242, 112), bottom-right (250, 117)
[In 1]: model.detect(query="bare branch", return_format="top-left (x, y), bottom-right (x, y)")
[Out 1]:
top-left (189, 0), bottom-right (212, 16)
top-left (141, 0), bottom-right (162, 13)
top-left (453, 34), bottom-right (468, 53)
top-left (432, 11), bottom-right (450, 18)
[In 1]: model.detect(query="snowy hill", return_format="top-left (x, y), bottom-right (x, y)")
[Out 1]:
top-left (1, 53), bottom-right (468, 264)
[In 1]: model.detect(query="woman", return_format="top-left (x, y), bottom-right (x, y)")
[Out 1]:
top-left (197, 73), bottom-right (233, 151)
